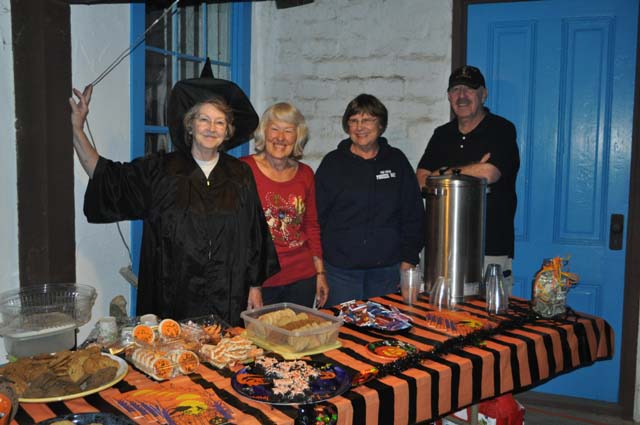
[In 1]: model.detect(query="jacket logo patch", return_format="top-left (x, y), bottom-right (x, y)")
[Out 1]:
top-left (376, 169), bottom-right (396, 180)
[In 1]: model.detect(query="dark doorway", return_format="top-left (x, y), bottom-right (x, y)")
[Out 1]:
top-left (11, 0), bottom-right (76, 286)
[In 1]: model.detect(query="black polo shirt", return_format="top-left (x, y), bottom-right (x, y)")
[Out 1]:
top-left (418, 111), bottom-right (520, 257)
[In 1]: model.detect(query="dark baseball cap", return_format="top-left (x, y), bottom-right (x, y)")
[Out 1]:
top-left (448, 65), bottom-right (486, 90)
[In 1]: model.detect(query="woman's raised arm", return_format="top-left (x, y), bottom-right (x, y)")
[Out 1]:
top-left (69, 84), bottom-right (99, 178)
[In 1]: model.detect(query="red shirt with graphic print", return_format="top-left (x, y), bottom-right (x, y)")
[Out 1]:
top-left (241, 156), bottom-right (322, 287)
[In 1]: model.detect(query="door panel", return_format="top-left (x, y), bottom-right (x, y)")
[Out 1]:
top-left (468, 0), bottom-right (637, 402)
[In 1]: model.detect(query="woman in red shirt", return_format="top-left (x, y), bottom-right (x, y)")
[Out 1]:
top-left (241, 103), bottom-right (328, 308)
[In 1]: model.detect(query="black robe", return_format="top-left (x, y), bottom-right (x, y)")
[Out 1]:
top-left (84, 151), bottom-right (280, 325)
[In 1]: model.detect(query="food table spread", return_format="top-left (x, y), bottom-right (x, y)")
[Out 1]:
top-left (11, 294), bottom-right (613, 425)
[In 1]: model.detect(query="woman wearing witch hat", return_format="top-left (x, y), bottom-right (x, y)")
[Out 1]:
top-left (69, 78), bottom-right (280, 326)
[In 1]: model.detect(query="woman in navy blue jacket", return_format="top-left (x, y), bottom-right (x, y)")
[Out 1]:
top-left (315, 94), bottom-right (424, 306)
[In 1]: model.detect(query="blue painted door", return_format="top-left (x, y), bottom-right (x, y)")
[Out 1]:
top-left (468, 0), bottom-right (637, 402)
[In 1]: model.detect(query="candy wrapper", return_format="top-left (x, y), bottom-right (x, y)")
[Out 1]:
top-left (339, 301), bottom-right (412, 332)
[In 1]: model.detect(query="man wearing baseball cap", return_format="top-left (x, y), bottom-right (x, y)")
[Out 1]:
top-left (416, 65), bottom-right (520, 293)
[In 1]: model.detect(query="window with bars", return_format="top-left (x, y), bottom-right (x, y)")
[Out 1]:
top-left (139, 2), bottom-right (246, 155)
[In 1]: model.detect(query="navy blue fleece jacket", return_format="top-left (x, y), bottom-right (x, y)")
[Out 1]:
top-left (315, 137), bottom-right (424, 269)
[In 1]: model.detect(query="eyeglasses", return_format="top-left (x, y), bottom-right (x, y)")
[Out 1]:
top-left (347, 117), bottom-right (378, 127)
top-left (195, 114), bottom-right (227, 128)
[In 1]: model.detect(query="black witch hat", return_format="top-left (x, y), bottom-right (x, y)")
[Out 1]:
top-left (167, 58), bottom-right (259, 154)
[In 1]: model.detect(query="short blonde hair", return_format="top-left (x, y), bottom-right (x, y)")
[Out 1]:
top-left (183, 97), bottom-right (235, 147)
top-left (253, 102), bottom-right (309, 159)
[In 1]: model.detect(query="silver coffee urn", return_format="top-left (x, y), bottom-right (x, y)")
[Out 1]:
top-left (423, 171), bottom-right (487, 305)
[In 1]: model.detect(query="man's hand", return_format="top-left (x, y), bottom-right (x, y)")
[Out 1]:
top-left (418, 152), bottom-right (497, 187)
top-left (479, 152), bottom-right (491, 163)
top-left (462, 152), bottom-right (500, 183)
top-left (437, 152), bottom-right (500, 183)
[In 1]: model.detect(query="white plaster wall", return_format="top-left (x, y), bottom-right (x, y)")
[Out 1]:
top-left (70, 5), bottom-right (132, 344)
top-left (251, 0), bottom-right (453, 171)
top-left (0, 0), bottom-right (19, 358)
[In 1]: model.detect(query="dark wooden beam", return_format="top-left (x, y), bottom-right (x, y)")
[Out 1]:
top-left (11, 0), bottom-right (76, 286)
top-left (451, 0), bottom-right (467, 72)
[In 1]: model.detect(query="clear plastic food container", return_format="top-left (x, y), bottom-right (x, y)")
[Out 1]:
top-left (128, 339), bottom-right (202, 380)
top-left (241, 303), bottom-right (342, 357)
top-left (129, 347), bottom-right (177, 381)
top-left (125, 314), bottom-right (228, 380)
top-left (0, 283), bottom-right (97, 357)
top-left (0, 283), bottom-right (97, 335)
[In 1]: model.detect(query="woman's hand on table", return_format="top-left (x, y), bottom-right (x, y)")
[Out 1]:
top-left (400, 261), bottom-right (414, 271)
top-left (247, 286), bottom-right (263, 310)
top-left (315, 273), bottom-right (329, 308)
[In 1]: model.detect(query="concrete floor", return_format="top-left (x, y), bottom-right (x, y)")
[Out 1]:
top-left (516, 392), bottom-right (638, 425)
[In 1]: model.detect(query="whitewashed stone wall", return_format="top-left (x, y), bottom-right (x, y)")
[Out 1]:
top-left (251, 0), bottom-right (454, 170)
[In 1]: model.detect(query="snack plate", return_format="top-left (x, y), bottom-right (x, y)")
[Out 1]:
top-left (231, 361), bottom-right (351, 406)
top-left (366, 339), bottom-right (417, 359)
top-left (20, 353), bottom-right (128, 403)
top-left (37, 412), bottom-right (136, 425)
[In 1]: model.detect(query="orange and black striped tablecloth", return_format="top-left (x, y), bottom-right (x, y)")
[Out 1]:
top-left (13, 295), bottom-right (613, 425)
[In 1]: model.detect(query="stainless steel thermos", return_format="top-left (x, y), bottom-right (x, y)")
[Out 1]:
top-left (423, 172), bottom-right (487, 305)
